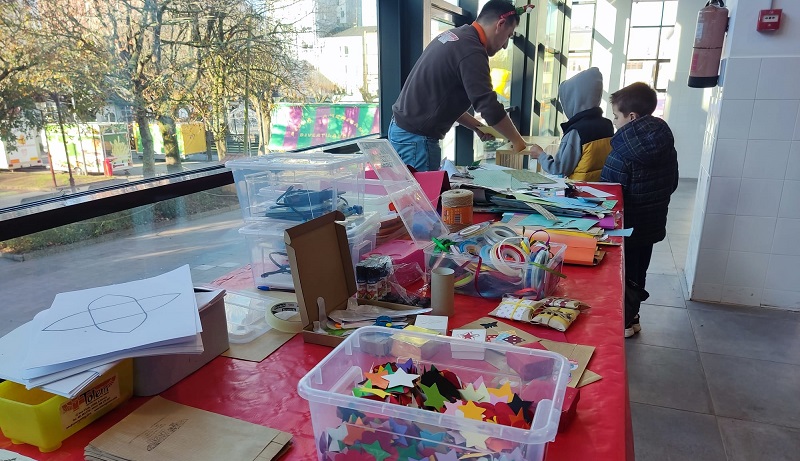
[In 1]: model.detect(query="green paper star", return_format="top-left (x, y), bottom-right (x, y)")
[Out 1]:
top-left (395, 441), bottom-right (420, 459)
top-left (359, 440), bottom-right (391, 461)
top-left (419, 382), bottom-right (448, 410)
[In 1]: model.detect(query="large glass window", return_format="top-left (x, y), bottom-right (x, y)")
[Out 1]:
top-left (565, 1), bottom-right (596, 80)
top-left (534, 0), bottom-right (567, 136)
top-left (0, 0), bottom-right (379, 209)
top-left (624, 0), bottom-right (678, 118)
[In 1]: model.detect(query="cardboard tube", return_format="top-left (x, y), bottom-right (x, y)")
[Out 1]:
top-left (430, 267), bottom-right (455, 317)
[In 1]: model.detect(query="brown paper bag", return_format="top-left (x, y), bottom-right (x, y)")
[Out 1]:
top-left (85, 396), bottom-right (291, 461)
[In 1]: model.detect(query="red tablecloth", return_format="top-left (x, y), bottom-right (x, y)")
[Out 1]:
top-left (1, 184), bottom-right (631, 461)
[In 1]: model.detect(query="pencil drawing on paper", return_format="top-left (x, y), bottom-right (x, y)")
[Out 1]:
top-left (43, 293), bottom-right (181, 333)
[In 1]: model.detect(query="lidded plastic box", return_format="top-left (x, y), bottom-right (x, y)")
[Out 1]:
top-left (239, 212), bottom-right (381, 289)
top-left (0, 359), bottom-right (133, 452)
top-left (226, 152), bottom-right (367, 223)
top-left (298, 326), bottom-right (569, 461)
top-left (356, 140), bottom-right (448, 246)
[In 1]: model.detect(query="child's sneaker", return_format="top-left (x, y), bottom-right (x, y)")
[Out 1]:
top-left (624, 315), bottom-right (642, 338)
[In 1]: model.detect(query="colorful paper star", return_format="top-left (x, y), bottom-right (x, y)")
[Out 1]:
top-left (418, 382), bottom-right (448, 410)
top-left (419, 428), bottom-right (447, 447)
top-left (358, 440), bottom-right (391, 461)
top-left (462, 430), bottom-right (490, 449)
top-left (364, 368), bottom-right (390, 389)
top-left (395, 442), bottom-right (421, 459)
top-left (385, 367), bottom-right (420, 388)
top-left (326, 424), bottom-right (349, 451)
top-left (447, 430), bottom-right (466, 445)
top-left (458, 400), bottom-right (486, 421)
top-left (434, 449), bottom-right (460, 461)
top-left (388, 418), bottom-right (410, 445)
top-left (442, 400), bottom-right (461, 415)
top-left (343, 424), bottom-right (373, 446)
top-left (397, 358), bottom-right (415, 372)
top-left (459, 383), bottom-right (484, 402)
top-left (488, 381), bottom-right (514, 402)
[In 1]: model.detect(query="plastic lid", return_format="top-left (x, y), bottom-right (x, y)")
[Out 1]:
top-left (356, 140), bottom-right (448, 246)
top-left (225, 152), bottom-right (366, 171)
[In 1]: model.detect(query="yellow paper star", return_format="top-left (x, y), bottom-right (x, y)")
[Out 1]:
top-left (487, 381), bottom-right (514, 402)
top-left (458, 400), bottom-right (486, 421)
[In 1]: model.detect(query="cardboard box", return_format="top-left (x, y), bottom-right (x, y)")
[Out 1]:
top-left (132, 288), bottom-right (228, 396)
top-left (284, 211), bottom-right (422, 347)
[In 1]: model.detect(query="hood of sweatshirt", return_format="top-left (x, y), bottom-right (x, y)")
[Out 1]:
top-left (558, 67), bottom-right (603, 119)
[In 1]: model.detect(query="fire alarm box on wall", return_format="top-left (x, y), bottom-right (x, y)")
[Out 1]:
top-left (757, 9), bottom-right (782, 32)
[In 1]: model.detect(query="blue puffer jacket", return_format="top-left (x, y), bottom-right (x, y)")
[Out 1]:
top-left (601, 115), bottom-right (679, 246)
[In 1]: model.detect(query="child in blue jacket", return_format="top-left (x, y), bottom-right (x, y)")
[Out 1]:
top-left (600, 82), bottom-right (679, 338)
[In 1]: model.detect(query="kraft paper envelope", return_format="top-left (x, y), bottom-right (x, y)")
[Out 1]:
top-left (85, 396), bottom-right (291, 461)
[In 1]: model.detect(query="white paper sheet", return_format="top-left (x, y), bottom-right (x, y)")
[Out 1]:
top-left (23, 266), bottom-right (200, 376)
top-left (578, 185), bottom-right (615, 198)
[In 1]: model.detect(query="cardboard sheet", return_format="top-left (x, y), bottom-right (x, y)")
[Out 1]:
top-left (85, 396), bottom-right (291, 461)
top-left (455, 318), bottom-right (600, 388)
top-left (222, 329), bottom-right (296, 362)
top-left (539, 339), bottom-right (595, 388)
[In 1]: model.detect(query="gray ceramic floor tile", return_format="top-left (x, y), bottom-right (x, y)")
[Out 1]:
top-left (702, 353), bottom-right (800, 429)
top-left (653, 238), bottom-right (672, 254)
top-left (631, 403), bottom-right (726, 461)
top-left (668, 233), bottom-right (690, 255)
top-left (627, 304), bottom-right (697, 350)
top-left (666, 217), bottom-right (693, 235)
top-left (642, 273), bottom-right (685, 308)
top-left (626, 343), bottom-right (712, 413)
top-left (690, 308), bottom-right (800, 365)
top-left (647, 251), bottom-right (678, 275)
top-left (672, 249), bottom-right (688, 271)
top-left (718, 418), bottom-right (800, 461)
top-left (686, 299), bottom-right (800, 318)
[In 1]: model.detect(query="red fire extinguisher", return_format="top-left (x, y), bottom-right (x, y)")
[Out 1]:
top-left (688, 0), bottom-right (729, 88)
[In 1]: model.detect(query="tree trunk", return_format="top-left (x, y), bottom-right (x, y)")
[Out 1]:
top-left (135, 109), bottom-right (155, 178)
top-left (204, 128), bottom-right (213, 161)
top-left (250, 95), bottom-right (271, 155)
top-left (158, 115), bottom-right (181, 173)
top-left (214, 131), bottom-right (227, 160)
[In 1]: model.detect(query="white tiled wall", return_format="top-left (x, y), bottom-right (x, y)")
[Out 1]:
top-left (687, 1), bottom-right (800, 309)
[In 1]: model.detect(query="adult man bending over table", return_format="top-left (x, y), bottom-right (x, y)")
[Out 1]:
top-left (389, 0), bottom-right (538, 171)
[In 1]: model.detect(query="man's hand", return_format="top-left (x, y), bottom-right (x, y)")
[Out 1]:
top-left (476, 128), bottom-right (495, 142)
top-left (529, 143), bottom-right (545, 157)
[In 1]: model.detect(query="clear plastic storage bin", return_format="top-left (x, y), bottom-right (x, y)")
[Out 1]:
top-left (226, 153), bottom-right (367, 223)
top-left (298, 326), bottom-right (570, 461)
top-left (239, 213), bottom-right (380, 289)
top-left (424, 242), bottom-right (566, 299)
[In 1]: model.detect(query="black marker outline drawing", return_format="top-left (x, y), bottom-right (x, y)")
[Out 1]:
top-left (43, 293), bottom-right (181, 333)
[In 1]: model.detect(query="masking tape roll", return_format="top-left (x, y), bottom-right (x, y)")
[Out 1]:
top-left (264, 301), bottom-right (303, 334)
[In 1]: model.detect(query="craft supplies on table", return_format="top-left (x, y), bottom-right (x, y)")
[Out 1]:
top-left (490, 296), bottom-right (590, 332)
top-left (298, 326), bottom-right (569, 461)
top-left (441, 188), bottom-right (474, 232)
top-left (0, 360), bottom-right (132, 453)
top-left (425, 224), bottom-right (566, 299)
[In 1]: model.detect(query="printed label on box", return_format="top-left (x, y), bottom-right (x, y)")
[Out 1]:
top-left (60, 374), bottom-right (120, 431)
